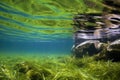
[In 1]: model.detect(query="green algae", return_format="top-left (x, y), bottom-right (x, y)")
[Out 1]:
top-left (0, 54), bottom-right (120, 80)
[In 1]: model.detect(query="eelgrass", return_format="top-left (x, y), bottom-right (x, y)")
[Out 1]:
top-left (0, 54), bottom-right (120, 80)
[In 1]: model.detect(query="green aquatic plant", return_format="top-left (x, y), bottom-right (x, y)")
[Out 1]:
top-left (0, 54), bottom-right (120, 80)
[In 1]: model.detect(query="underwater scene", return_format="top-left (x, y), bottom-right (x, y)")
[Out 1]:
top-left (0, 0), bottom-right (120, 80)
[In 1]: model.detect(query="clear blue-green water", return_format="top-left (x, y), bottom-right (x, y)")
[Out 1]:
top-left (0, 39), bottom-right (73, 55)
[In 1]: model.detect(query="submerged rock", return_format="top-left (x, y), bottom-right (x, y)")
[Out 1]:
top-left (106, 39), bottom-right (120, 61)
top-left (107, 39), bottom-right (120, 51)
top-left (72, 38), bottom-right (120, 61)
top-left (72, 40), bottom-right (103, 58)
top-left (94, 39), bottom-right (120, 61)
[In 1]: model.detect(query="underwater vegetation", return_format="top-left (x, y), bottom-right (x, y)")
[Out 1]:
top-left (0, 55), bottom-right (120, 80)
top-left (0, 0), bottom-right (120, 80)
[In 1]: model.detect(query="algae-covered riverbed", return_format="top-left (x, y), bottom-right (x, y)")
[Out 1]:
top-left (0, 54), bottom-right (120, 80)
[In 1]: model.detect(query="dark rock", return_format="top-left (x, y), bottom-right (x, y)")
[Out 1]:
top-left (72, 40), bottom-right (102, 58)
top-left (94, 43), bottom-right (108, 61)
top-left (94, 39), bottom-right (120, 61)
top-left (107, 39), bottom-right (120, 51)
top-left (106, 39), bottom-right (120, 61)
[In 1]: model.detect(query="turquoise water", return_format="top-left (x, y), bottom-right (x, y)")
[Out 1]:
top-left (0, 39), bottom-right (73, 55)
